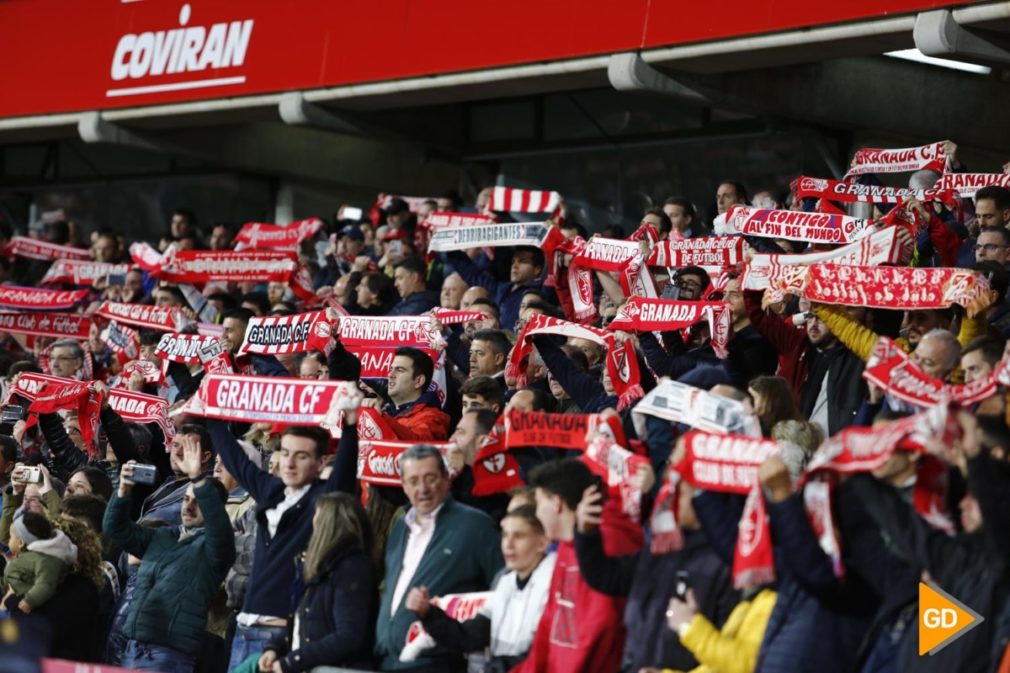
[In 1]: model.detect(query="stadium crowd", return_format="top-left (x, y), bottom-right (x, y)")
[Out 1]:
top-left (1, 137), bottom-right (1010, 673)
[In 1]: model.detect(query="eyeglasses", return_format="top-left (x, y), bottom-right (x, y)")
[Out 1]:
top-left (677, 279), bottom-right (702, 290)
top-left (974, 243), bottom-right (1008, 252)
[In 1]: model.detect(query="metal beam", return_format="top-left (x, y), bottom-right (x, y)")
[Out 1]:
top-left (914, 9), bottom-right (1010, 65)
top-left (77, 111), bottom-right (163, 151)
top-left (607, 52), bottom-right (709, 102)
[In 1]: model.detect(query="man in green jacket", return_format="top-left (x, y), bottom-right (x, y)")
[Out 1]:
top-left (104, 433), bottom-right (236, 673)
top-left (375, 444), bottom-right (503, 672)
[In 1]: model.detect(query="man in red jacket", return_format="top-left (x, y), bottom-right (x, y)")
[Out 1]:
top-left (362, 346), bottom-right (450, 441)
top-left (516, 459), bottom-right (643, 673)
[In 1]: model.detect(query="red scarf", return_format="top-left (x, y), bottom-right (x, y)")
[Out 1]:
top-left (357, 439), bottom-right (457, 486)
top-left (0, 312), bottom-right (90, 340)
top-left (4, 237), bottom-right (90, 262)
top-left (488, 186), bottom-right (562, 219)
top-left (155, 332), bottom-right (224, 365)
top-left (41, 260), bottom-right (132, 286)
top-left (120, 360), bottom-right (165, 386)
top-left (583, 435), bottom-right (650, 523)
top-left (753, 263), bottom-right (992, 317)
top-left (935, 172), bottom-right (1010, 199)
top-left (742, 225), bottom-right (911, 291)
top-left (233, 217), bottom-right (324, 250)
top-left (646, 236), bottom-right (748, 268)
top-left (0, 287), bottom-right (88, 311)
top-left (10, 373), bottom-right (103, 455)
top-left (152, 249), bottom-right (299, 284)
top-left (844, 141), bottom-right (946, 178)
top-left (96, 301), bottom-right (191, 332)
top-left (503, 408), bottom-right (627, 451)
top-left (238, 310), bottom-right (335, 356)
top-left (727, 205), bottom-right (873, 245)
top-left (185, 373), bottom-right (359, 425)
top-left (793, 176), bottom-right (956, 206)
top-left (107, 388), bottom-right (175, 441)
top-left (606, 297), bottom-right (731, 359)
top-left (471, 427), bottom-right (525, 497)
top-left (507, 313), bottom-right (642, 410)
top-left (99, 321), bottom-right (140, 365)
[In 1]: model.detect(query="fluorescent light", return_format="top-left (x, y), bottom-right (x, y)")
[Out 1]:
top-left (884, 49), bottom-right (991, 75)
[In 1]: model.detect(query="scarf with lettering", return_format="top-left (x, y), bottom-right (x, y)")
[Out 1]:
top-left (185, 373), bottom-right (359, 425)
top-left (507, 313), bottom-right (643, 410)
top-left (357, 439), bottom-right (458, 486)
top-left (120, 359), bottom-right (166, 387)
top-left (742, 225), bottom-right (912, 291)
top-left (401, 592), bottom-right (492, 663)
top-left (863, 336), bottom-right (1010, 408)
top-left (9, 373), bottom-right (103, 455)
top-left (0, 312), bottom-right (90, 340)
top-left (472, 424), bottom-right (525, 497)
top-left (99, 321), bottom-right (140, 365)
top-left (0, 287), bottom-right (88, 311)
top-left (96, 301), bottom-right (191, 332)
top-left (238, 310), bottom-right (335, 356)
top-left (935, 172), bottom-right (1010, 199)
top-left (549, 235), bottom-right (597, 322)
top-left (726, 206), bottom-right (874, 245)
top-left (503, 408), bottom-right (627, 450)
top-left (487, 186), bottom-right (563, 220)
top-left (155, 332), bottom-right (224, 367)
top-left (129, 242), bottom-right (170, 273)
top-left (844, 141), bottom-right (947, 179)
top-left (607, 297), bottom-right (731, 359)
top-left (107, 388), bottom-right (175, 441)
top-left (3, 237), bottom-right (90, 262)
top-left (751, 263), bottom-right (992, 317)
top-left (583, 435), bottom-right (651, 523)
top-left (629, 222), bottom-right (660, 244)
top-left (233, 217), bottom-right (324, 251)
top-left (675, 430), bottom-right (781, 587)
top-left (793, 176), bottom-right (957, 207)
top-left (150, 249), bottom-right (299, 285)
top-left (428, 220), bottom-right (564, 254)
top-left (567, 236), bottom-right (658, 322)
top-left (646, 236), bottom-right (748, 268)
top-left (41, 260), bottom-right (132, 286)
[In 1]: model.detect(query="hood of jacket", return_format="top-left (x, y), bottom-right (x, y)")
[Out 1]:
top-left (27, 529), bottom-right (79, 565)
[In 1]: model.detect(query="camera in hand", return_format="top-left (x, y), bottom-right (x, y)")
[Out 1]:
top-left (0, 404), bottom-right (24, 436)
top-left (675, 570), bottom-right (690, 600)
top-left (131, 464), bottom-right (159, 486)
top-left (13, 466), bottom-right (42, 484)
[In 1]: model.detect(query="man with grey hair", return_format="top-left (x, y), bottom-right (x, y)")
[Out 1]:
top-left (375, 444), bottom-right (503, 671)
top-left (912, 328), bottom-right (961, 382)
top-left (49, 338), bottom-right (85, 379)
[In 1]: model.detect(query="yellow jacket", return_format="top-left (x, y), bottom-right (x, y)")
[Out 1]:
top-left (663, 588), bottom-right (777, 673)
top-left (811, 304), bottom-right (985, 384)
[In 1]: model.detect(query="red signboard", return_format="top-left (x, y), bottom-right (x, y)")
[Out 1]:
top-left (0, 0), bottom-right (972, 118)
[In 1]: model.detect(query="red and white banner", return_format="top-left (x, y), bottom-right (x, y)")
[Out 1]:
top-left (122, 359), bottom-right (165, 385)
top-left (754, 263), bottom-right (992, 315)
top-left (100, 321), bottom-right (140, 361)
top-left (571, 236), bottom-right (641, 273)
top-left (934, 172), bottom-right (1010, 199)
top-left (792, 176), bottom-right (954, 205)
top-left (428, 221), bottom-right (560, 252)
top-left (0, 311), bottom-right (90, 340)
top-left (401, 591), bottom-right (491, 662)
top-left (607, 297), bottom-right (731, 358)
top-left (108, 388), bottom-right (174, 440)
top-left (675, 430), bottom-right (780, 494)
top-left (154, 250), bottom-right (298, 284)
top-left (0, 287), bottom-right (88, 311)
top-left (488, 186), bottom-right (561, 214)
top-left (632, 379), bottom-right (763, 438)
top-left (186, 373), bottom-right (358, 425)
top-left (234, 217), bottom-right (324, 250)
top-left (503, 409), bottom-right (624, 451)
top-left (129, 242), bottom-right (167, 272)
top-left (9, 373), bottom-right (103, 452)
top-left (336, 315), bottom-right (441, 350)
top-left (742, 225), bottom-right (910, 291)
top-left (727, 206), bottom-right (873, 245)
top-left (423, 212), bottom-right (495, 229)
top-left (41, 260), bottom-right (132, 286)
top-left (844, 141), bottom-right (946, 178)
top-left (862, 336), bottom-right (1010, 408)
top-left (239, 310), bottom-right (334, 356)
top-left (155, 332), bottom-right (223, 364)
top-left (647, 236), bottom-right (748, 268)
top-left (357, 439), bottom-right (456, 486)
top-left (429, 308), bottom-right (486, 325)
top-left (3, 237), bottom-right (91, 262)
top-left (96, 301), bottom-right (190, 332)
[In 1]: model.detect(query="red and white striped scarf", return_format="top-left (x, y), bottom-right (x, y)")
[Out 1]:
top-left (487, 186), bottom-right (562, 216)
top-left (844, 141), bottom-right (947, 179)
top-left (583, 435), bottom-right (651, 523)
top-left (41, 260), bottom-right (132, 286)
top-left (647, 236), bottom-right (748, 268)
top-left (238, 310), bottom-right (334, 356)
top-left (100, 321), bottom-right (140, 365)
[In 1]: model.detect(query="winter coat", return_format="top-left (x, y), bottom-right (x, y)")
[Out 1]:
top-left (3, 530), bottom-right (78, 608)
top-left (443, 250), bottom-right (549, 332)
top-left (375, 496), bottom-right (504, 671)
top-left (103, 479), bottom-right (236, 656)
top-left (267, 545), bottom-right (378, 673)
top-left (383, 392), bottom-right (451, 442)
top-left (514, 506), bottom-right (644, 673)
top-left (668, 588), bottom-right (777, 673)
top-left (389, 290), bottom-right (440, 316)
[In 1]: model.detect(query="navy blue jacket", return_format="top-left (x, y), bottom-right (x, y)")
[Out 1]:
top-left (209, 419), bottom-right (355, 619)
top-left (441, 250), bottom-right (548, 331)
top-left (268, 546), bottom-right (378, 673)
top-left (388, 290), bottom-right (439, 316)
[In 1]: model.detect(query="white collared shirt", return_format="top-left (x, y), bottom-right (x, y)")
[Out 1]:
top-left (390, 503), bottom-right (444, 614)
top-left (264, 484), bottom-right (311, 539)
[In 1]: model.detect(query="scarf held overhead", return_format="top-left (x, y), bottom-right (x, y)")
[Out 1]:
top-left (606, 297), bottom-right (731, 359)
top-left (844, 141), bottom-right (946, 178)
top-left (726, 206), bottom-right (874, 245)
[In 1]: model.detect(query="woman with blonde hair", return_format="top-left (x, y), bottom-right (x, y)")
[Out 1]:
top-left (257, 492), bottom-right (377, 673)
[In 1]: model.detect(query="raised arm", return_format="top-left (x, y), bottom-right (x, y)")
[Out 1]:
top-left (207, 418), bottom-right (280, 503)
top-left (103, 463), bottom-right (157, 558)
top-left (531, 334), bottom-right (607, 412)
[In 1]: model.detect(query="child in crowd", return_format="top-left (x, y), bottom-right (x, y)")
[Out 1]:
top-left (2, 511), bottom-right (78, 614)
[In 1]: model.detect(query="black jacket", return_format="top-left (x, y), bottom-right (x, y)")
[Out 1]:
top-left (388, 290), bottom-right (439, 316)
top-left (799, 343), bottom-right (866, 435)
top-left (267, 546), bottom-right (378, 673)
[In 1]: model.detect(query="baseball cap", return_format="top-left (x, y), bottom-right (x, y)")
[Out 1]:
top-left (339, 225), bottom-right (365, 242)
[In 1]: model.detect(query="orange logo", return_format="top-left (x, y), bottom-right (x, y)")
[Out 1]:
top-left (919, 581), bottom-right (984, 656)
